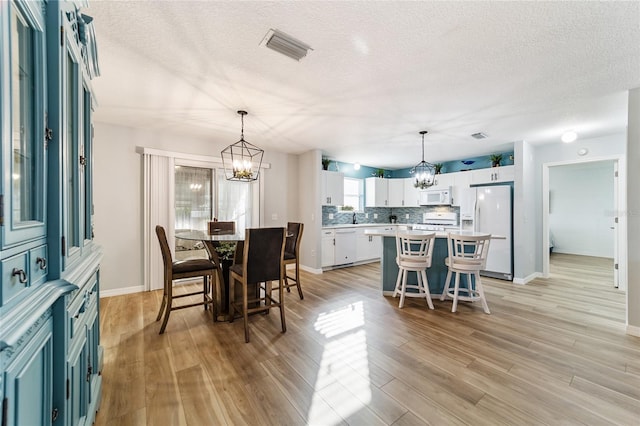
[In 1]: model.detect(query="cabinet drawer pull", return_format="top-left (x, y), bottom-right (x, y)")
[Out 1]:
top-left (12, 268), bottom-right (28, 284)
top-left (36, 256), bottom-right (47, 270)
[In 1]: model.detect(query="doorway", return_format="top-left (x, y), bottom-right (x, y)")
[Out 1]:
top-left (542, 156), bottom-right (627, 293)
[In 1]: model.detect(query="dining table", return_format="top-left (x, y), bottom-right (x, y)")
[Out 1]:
top-left (175, 229), bottom-right (245, 320)
top-left (175, 228), bottom-right (293, 321)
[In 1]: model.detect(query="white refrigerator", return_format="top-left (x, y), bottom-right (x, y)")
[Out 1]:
top-left (460, 185), bottom-right (513, 280)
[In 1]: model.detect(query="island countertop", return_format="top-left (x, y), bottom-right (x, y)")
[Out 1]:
top-left (364, 228), bottom-right (505, 239)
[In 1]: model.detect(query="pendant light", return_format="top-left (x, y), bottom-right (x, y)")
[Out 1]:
top-left (221, 110), bottom-right (264, 181)
top-left (411, 130), bottom-right (436, 189)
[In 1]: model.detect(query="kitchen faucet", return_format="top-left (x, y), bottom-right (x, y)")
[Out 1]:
top-left (352, 212), bottom-right (357, 224)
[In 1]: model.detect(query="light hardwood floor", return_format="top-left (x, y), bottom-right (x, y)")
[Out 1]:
top-left (96, 254), bottom-right (639, 425)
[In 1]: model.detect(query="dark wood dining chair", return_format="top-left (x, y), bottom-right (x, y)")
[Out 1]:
top-left (155, 225), bottom-right (217, 334)
top-left (228, 227), bottom-right (286, 342)
top-left (283, 222), bottom-right (304, 299)
top-left (208, 220), bottom-right (236, 234)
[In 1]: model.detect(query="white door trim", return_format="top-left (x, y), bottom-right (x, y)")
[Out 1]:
top-left (541, 154), bottom-right (627, 294)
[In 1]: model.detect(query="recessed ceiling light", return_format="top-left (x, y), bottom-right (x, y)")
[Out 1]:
top-left (577, 147), bottom-right (588, 156)
top-left (353, 163), bottom-right (361, 170)
top-left (561, 131), bottom-right (578, 143)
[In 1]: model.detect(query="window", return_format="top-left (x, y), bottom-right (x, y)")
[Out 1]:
top-left (174, 166), bottom-right (213, 232)
top-left (342, 177), bottom-right (364, 212)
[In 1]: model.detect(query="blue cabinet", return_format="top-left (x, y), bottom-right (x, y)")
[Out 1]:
top-left (1, 1), bottom-right (101, 425)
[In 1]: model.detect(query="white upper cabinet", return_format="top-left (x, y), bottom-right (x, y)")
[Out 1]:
top-left (404, 178), bottom-right (421, 207)
top-left (471, 165), bottom-right (515, 184)
top-left (430, 173), bottom-right (455, 191)
top-left (451, 171), bottom-right (471, 206)
top-left (365, 177), bottom-right (389, 207)
top-left (365, 178), bottom-right (389, 207)
top-left (387, 179), bottom-right (406, 207)
top-left (321, 171), bottom-right (344, 206)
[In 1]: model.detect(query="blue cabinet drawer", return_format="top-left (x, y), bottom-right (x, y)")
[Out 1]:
top-left (1, 252), bottom-right (30, 307)
top-left (68, 291), bottom-right (87, 341)
top-left (29, 245), bottom-right (48, 287)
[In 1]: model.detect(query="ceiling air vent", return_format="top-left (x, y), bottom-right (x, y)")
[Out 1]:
top-left (471, 132), bottom-right (488, 139)
top-left (262, 29), bottom-right (312, 61)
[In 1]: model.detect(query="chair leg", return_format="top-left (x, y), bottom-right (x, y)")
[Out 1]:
top-left (243, 280), bottom-right (250, 343)
top-left (159, 281), bottom-right (173, 334)
top-left (393, 267), bottom-right (402, 298)
top-left (156, 294), bottom-right (167, 322)
top-left (475, 272), bottom-right (491, 314)
top-left (441, 269), bottom-right (453, 301)
top-left (295, 262), bottom-right (304, 300)
top-left (156, 277), bottom-right (168, 321)
top-left (279, 278), bottom-right (287, 333)
top-left (210, 273), bottom-right (218, 322)
top-left (399, 269), bottom-right (408, 308)
top-left (203, 275), bottom-right (208, 311)
top-left (229, 277), bottom-right (236, 323)
top-left (452, 272), bottom-right (460, 313)
top-left (421, 270), bottom-right (434, 310)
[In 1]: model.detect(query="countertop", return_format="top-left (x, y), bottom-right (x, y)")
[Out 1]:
top-left (363, 228), bottom-right (505, 239)
top-left (322, 223), bottom-right (413, 229)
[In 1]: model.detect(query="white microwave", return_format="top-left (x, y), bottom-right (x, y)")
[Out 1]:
top-left (419, 187), bottom-right (452, 205)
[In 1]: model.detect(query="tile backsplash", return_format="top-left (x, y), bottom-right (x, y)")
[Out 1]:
top-left (322, 205), bottom-right (460, 226)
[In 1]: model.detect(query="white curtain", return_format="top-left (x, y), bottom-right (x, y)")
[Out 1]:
top-left (143, 154), bottom-right (175, 291)
top-left (217, 169), bottom-right (254, 233)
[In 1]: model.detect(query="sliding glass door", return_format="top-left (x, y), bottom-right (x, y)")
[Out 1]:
top-left (174, 165), bottom-right (213, 232)
top-left (173, 164), bottom-right (255, 260)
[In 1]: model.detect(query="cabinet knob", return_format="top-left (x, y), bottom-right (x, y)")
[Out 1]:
top-left (12, 268), bottom-right (28, 284)
top-left (36, 256), bottom-right (47, 270)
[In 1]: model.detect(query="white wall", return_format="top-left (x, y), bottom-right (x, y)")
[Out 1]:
top-left (549, 161), bottom-right (615, 257)
top-left (513, 140), bottom-right (537, 283)
top-left (532, 133), bottom-right (626, 272)
top-left (93, 122), bottom-right (300, 294)
top-left (297, 150), bottom-right (322, 271)
top-left (627, 87), bottom-right (640, 333)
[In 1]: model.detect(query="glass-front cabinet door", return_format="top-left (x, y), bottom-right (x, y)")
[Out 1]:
top-left (1, 1), bottom-right (47, 249)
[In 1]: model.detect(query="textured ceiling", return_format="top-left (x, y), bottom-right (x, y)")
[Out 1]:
top-left (88, 1), bottom-right (640, 169)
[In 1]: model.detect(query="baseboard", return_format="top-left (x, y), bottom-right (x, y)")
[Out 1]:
top-left (627, 324), bottom-right (640, 337)
top-left (513, 272), bottom-right (542, 285)
top-left (300, 264), bottom-right (323, 275)
top-left (100, 285), bottom-right (145, 298)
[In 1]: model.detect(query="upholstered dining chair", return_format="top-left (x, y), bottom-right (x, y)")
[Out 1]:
top-left (228, 227), bottom-right (287, 343)
top-left (283, 222), bottom-right (304, 299)
top-left (440, 232), bottom-right (492, 314)
top-left (155, 225), bottom-right (217, 334)
top-left (208, 220), bottom-right (236, 234)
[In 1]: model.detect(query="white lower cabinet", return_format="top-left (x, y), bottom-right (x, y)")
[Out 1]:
top-left (321, 230), bottom-right (335, 267)
top-left (356, 229), bottom-right (382, 262)
top-left (323, 226), bottom-right (388, 267)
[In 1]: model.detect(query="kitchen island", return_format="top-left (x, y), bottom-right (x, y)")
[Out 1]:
top-left (364, 229), bottom-right (499, 296)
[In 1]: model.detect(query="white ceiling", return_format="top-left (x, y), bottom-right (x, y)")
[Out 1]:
top-left (88, 1), bottom-right (640, 169)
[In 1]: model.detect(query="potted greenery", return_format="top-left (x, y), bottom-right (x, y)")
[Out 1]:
top-left (490, 154), bottom-right (503, 167)
top-left (374, 168), bottom-right (385, 178)
top-left (434, 163), bottom-right (443, 174)
top-left (322, 157), bottom-right (331, 170)
top-left (214, 241), bottom-right (237, 289)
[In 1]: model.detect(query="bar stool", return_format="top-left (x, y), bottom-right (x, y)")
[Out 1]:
top-left (393, 232), bottom-right (436, 309)
top-left (440, 233), bottom-right (492, 313)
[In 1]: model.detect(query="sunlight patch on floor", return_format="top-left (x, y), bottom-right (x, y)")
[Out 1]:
top-left (307, 301), bottom-right (372, 425)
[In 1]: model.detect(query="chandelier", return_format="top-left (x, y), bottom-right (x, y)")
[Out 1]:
top-left (411, 131), bottom-right (436, 189)
top-left (221, 110), bottom-right (264, 181)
